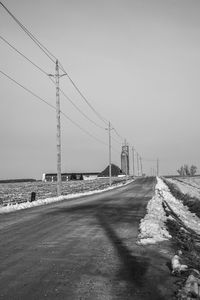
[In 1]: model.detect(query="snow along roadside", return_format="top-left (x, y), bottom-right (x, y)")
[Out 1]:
top-left (0, 180), bottom-right (134, 214)
top-left (166, 177), bottom-right (200, 200)
top-left (138, 177), bottom-right (200, 245)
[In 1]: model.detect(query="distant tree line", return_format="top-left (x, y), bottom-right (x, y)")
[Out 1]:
top-left (177, 165), bottom-right (197, 176)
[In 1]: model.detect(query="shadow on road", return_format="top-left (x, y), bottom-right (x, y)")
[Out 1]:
top-left (96, 204), bottom-right (171, 300)
top-left (96, 208), bottom-right (149, 287)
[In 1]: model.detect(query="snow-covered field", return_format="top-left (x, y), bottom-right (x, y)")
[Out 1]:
top-left (0, 177), bottom-right (132, 214)
top-left (138, 177), bottom-right (200, 245)
top-left (166, 177), bottom-right (200, 199)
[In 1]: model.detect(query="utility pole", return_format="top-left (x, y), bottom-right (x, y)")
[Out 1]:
top-left (140, 156), bottom-right (143, 176)
top-left (124, 139), bottom-right (130, 181)
top-left (125, 139), bottom-right (128, 181)
top-left (55, 60), bottom-right (61, 196)
top-left (157, 158), bottom-right (159, 176)
top-left (137, 152), bottom-right (140, 176)
top-left (108, 122), bottom-right (112, 187)
top-left (49, 60), bottom-right (66, 196)
top-left (132, 146), bottom-right (135, 177)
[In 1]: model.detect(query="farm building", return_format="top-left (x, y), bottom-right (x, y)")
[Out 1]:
top-left (42, 172), bottom-right (100, 182)
top-left (98, 164), bottom-right (122, 177)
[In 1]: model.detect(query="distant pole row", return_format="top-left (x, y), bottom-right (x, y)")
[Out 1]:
top-left (0, 2), bottom-right (160, 196)
top-left (55, 64), bottom-right (115, 193)
top-left (131, 148), bottom-right (159, 178)
top-left (50, 61), bottom-right (158, 194)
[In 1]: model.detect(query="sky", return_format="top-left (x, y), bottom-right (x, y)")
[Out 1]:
top-left (0, 0), bottom-right (200, 179)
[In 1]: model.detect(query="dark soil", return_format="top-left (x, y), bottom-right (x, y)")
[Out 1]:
top-left (165, 218), bottom-right (200, 299)
top-left (167, 219), bottom-right (200, 268)
top-left (161, 179), bottom-right (200, 298)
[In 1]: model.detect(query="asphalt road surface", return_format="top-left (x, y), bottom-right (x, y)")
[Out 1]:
top-left (0, 177), bottom-right (176, 300)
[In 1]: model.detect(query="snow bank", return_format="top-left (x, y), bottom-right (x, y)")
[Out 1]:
top-left (137, 177), bottom-right (171, 245)
top-left (161, 180), bottom-right (200, 235)
top-left (0, 180), bottom-right (133, 214)
top-left (167, 178), bottom-right (200, 200)
top-left (138, 177), bottom-right (200, 245)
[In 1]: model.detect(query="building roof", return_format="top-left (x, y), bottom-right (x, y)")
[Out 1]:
top-left (98, 164), bottom-right (122, 177)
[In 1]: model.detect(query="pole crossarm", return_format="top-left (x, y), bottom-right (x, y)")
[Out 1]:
top-left (48, 73), bottom-right (67, 79)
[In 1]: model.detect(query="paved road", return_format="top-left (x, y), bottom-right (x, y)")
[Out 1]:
top-left (0, 177), bottom-right (175, 300)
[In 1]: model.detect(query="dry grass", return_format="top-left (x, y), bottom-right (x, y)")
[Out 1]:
top-left (162, 179), bottom-right (200, 298)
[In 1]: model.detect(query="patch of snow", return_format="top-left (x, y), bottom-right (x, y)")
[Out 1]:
top-left (0, 180), bottom-right (133, 214)
top-left (83, 175), bottom-right (98, 180)
top-left (167, 178), bottom-right (200, 200)
top-left (138, 177), bottom-right (200, 245)
top-left (137, 177), bottom-right (171, 245)
top-left (171, 254), bottom-right (188, 273)
top-left (160, 181), bottom-right (200, 235)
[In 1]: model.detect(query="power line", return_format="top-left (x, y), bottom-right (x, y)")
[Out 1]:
top-left (48, 77), bottom-right (105, 131)
top-left (58, 65), bottom-right (109, 126)
top-left (0, 34), bottom-right (107, 131)
top-left (0, 2), bottom-right (56, 64)
top-left (112, 136), bottom-right (122, 145)
top-left (61, 111), bottom-right (107, 146)
top-left (0, 2), bottom-right (154, 178)
top-left (112, 127), bottom-right (124, 141)
top-left (0, 2), bottom-right (130, 156)
top-left (0, 35), bottom-right (49, 76)
top-left (0, 2), bottom-right (108, 127)
top-left (0, 69), bottom-right (107, 147)
top-left (61, 88), bottom-right (106, 131)
top-left (0, 69), bottom-right (55, 110)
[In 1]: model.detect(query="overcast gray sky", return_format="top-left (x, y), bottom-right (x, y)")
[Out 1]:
top-left (0, 0), bottom-right (200, 179)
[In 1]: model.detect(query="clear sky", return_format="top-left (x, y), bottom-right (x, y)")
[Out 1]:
top-left (0, 0), bottom-right (200, 179)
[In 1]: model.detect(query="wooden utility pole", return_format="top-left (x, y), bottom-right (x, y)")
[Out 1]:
top-left (55, 60), bottom-right (62, 196)
top-left (132, 147), bottom-right (135, 177)
top-left (157, 158), bottom-right (159, 176)
top-left (137, 152), bottom-right (140, 176)
top-left (108, 122), bottom-right (112, 186)
top-left (124, 139), bottom-right (128, 181)
top-left (49, 60), bottom-right (67, 196)
top-left (140, 156), bottom-right (143, 176)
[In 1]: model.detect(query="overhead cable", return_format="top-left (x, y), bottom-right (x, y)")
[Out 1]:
top-left (112, 136), bottom-right (122, 145)
top-left (0, 2), bottom-right (56, 64)
top-left (0, 35), bottom-right (49, 76)
top-left (0, 69), bottom-right (107, 147)
top-left (0, 69), bottom-right (55, 110)
top-left (0, 2), bottom-right (108, 127)
top-left (0, 2), bottom-right (131, 150)
top-left (0, 34), bottom-right (106, 131)
top-left (61, 111), bottom-right (107, 146)
top-left (48, 77), bottom-right (105, 131)
top-left (113, 127), bottom-right (124, 141)
top-left (58, 64), bottom-right (109, 126)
